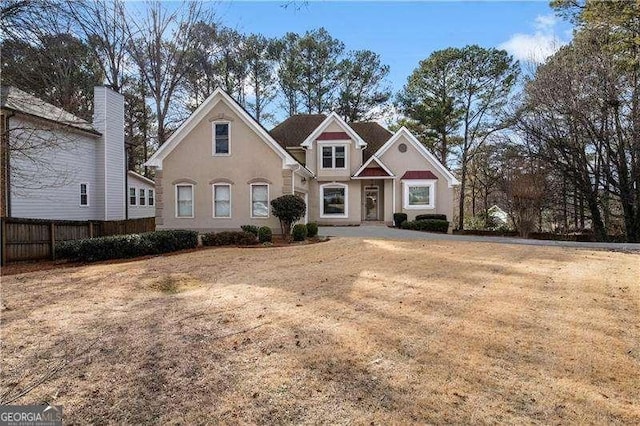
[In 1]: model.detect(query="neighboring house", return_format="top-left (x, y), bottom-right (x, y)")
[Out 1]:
top-left (127, 171), bottom-right (156, 219)
top-left (488, 205), bottom-right (509, 226)
top-left (0, 86), bottom-right (154, 221)
top-left (145, 88), bottom-right (459, 232)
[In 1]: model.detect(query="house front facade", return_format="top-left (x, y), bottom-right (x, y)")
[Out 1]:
top-left (145, 88), bottom-right (459, 232)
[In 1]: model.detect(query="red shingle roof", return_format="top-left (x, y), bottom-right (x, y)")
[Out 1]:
top-left (317, 131), bottom-right (350, 140)
top-left (401, 170), bottom-right (438, 180)
top-left (357, 167), bottom-right (392, 177)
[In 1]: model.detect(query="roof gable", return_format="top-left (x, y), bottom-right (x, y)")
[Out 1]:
top-left (352, 155), bottom-right (394, 179)
top-left (145, 88), bottom-right (299, 169)
top-left (374, 127), bottom-right (460, 187)
top-left (300, 112), bottom-right (367, 149)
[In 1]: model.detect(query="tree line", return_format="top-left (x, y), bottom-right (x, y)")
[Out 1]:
top-left (2, 0), bottom-right (638, 242)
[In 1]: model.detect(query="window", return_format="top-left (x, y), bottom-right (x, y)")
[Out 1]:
top-left (80, 183), bottom-right (88, 206)
top-left (320, 145), bottom-right (347, 169)
top-left (129, 187), bottom-right (136, 206)
top-left (403, 180), bottom-right (436, 209)
top-left (213, 122), bottom-right (230, 155)
top-left (320, 184), bottom-right (348, 218)
top-left (148, 189), bottom-right (155, 206)
top-left (213, 184), bottom-right (231, 218)
top-left (139, 188), bottom-right (146, 206)
top-left (251, 184), bottom-right (269, 218)
top-left (176, 184), bottom-right (194, 218)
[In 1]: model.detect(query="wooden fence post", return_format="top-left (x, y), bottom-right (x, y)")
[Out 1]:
top-left (50, 222), bottom-right (56, 261)
top-left (89, 222), bottom-right (94, 238)
top-left (1, 218), bottom-right (6, 266)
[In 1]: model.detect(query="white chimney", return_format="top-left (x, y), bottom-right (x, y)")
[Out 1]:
top-left (93, 86), bottom-right (125, 220)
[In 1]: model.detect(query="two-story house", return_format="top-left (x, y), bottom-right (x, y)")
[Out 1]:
top-left (145, 88), bottom-right (458, 232)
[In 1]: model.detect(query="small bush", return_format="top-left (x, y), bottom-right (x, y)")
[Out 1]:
top-left (201, 231), bottom-right (257, 246)
top-left (393, 213), bottom-right (408, 227)
top-left (416, 213), bottom-right (447, 221)
top-left (306, 222), bottom-right (319, 237)
top-left (54, 230), bottom-right (199, 262)
top-left (271, 194), bottom-right (306, 236)
top-left (292, 224), bottom-right (308, 241)
top-left (240, 225), bottom-right (259, 236)
top-left (258, 226), bottom-right (272, 243)
top-left (400, 219), bottom-right (449, 233)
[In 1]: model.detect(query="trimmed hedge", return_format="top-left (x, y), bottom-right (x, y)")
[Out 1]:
top-left (393, 213), bottom-right (408, 227)
top-left (258, 226), bottom-right (272, 243)
top-left (292, 224), bottom-right (308, 241)
top-left (240, 225), bottom-right (259, 236)
top-left (55, 230), bottom-right (199, 262)
top-left (400, 219), bottom-right (449, 233)
top-left (306, 222), bottom-right (319, 237)
top-left (416, 214), bottom-right (447, 221)
top-left (201, 231), bottom-right (257, 246)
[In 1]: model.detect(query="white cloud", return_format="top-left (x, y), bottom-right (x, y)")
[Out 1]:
top-left (499, 14), bottom-right (569, 64)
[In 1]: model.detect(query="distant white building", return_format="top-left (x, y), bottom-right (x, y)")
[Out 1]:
top-left (488, 205), bottom-right (509, 226)
top-left (127, 171), bottom-right (155, 219)
top-left (0, 86), bottom-right (154, 220)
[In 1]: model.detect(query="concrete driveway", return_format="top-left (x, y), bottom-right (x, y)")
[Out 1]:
top-left (319, 225), bottom-right (640, 251)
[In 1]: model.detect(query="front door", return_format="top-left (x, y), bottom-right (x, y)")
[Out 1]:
top-left (364, 186), bottom-right (379, 221)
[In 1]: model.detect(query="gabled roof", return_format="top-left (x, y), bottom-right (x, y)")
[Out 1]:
top-left (270, 114), bottom-right (326, 148)
top-left (1, 86), bottom-right (100, 136)
top-left (375, 127), bottom-right (460, 187)
top-left (144, 88), bottom-right (300, 170)
top-left (349, 122), bottom-right (393, 161)
top-left (352, 155), bottom-right (394, 179)
top-left (301, 112), bottom-right (367, 148)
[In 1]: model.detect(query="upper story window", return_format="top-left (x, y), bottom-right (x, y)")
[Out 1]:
top-left (80, 183), bottom-right (89, 206)
top-left (148, 189), bottom-right (155, 206)
top-left (139, 188), bottom-right (146, 206)
top-left (321, 145), bottom-right (346, 169)
top-left (213, 122), bottom-right (230, 155)
top-left (129, 187), bottom-right (136, 206)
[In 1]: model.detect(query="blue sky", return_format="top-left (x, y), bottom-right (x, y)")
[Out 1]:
top-left (215, 1), bottom-right (574, 93)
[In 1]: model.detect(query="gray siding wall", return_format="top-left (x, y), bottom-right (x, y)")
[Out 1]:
top-left (9, 116), bottom-right (103, 220)
top-left (93, 86), bottom-right (125, 220)
top-left (127, 174), bottom-right (156, 219)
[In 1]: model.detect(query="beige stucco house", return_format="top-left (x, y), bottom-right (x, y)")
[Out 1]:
top-left (145, 88), bottom-right (459, 232)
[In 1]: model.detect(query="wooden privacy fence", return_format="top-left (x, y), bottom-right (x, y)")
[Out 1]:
top-left (0, 216), bottom-right (155, 265)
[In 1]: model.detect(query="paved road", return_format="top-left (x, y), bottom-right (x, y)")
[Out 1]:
top-left (319, 225), bottom-right (640, 251)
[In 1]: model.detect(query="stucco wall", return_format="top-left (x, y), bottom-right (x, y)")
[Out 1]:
top-left (158, 96), bottom-right (286, 232)
top-left (308, 179), bottom-right (362, 225)
top-left (378, 133), bottom-right (455, 222)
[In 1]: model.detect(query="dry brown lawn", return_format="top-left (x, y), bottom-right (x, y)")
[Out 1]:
top-left (1, 238), bottom-right (639, 424)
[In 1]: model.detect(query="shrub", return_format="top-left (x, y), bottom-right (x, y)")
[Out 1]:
top-left (54, 230), bottom-right (199, 262)
top-left (292, 224), bottom-right (308, 241)
top-left (306, 222), bottom-right (319, 237)
top-left (271, 194), bottom-right (306, 237)
top-left (400, 219), bottom-right (449, 233)
top-left (393, 213), bottom-right (408, 227)
top-left (240, 225), bottom-right (259, 236)
top-left (258, 226), bottom-right (272, 243)
top-left (201, 231), bottom-right (257, 246)
top-left (415, 214), bottom-right (447, 221)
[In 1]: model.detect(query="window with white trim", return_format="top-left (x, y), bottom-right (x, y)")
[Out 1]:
top-left (321, 145), bottom-right (346, 169)
top-left (148, 189), bottom-right (155, 206)
top-left (320, 183), bottom-right (348, 217)
top-left (80, 183), bottom-right (88, 206)
top-left (176, 184), bottom-right (194, 218)
top-left (403, 180), bottom-right (436, 209)
top-left (251, 184), bottom-right (269, 218)
top-left (213, 122), bottom-right (230, 155)
top-left (139, 188), bottom-right (146, 206)
top-left (129, 187), bottom-right (136, 206)
top-left (213, 184), bottom-right (231, 218)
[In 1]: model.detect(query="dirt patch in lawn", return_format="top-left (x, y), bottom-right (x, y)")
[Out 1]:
top-left (1, 238), bottom-right (639, 424)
